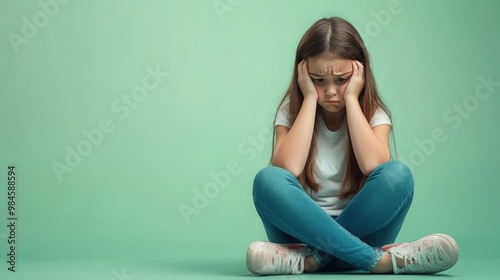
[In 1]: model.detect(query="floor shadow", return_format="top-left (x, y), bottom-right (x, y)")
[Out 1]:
top-left (143, 259), bottom-right (255, 277)
top-left (141, 259), bottom-right (462, 278)
top-left (324, 271), bottom-right (460, 277)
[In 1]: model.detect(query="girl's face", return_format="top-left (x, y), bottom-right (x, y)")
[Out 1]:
top-left (307, 52), bottom-right (353, 114)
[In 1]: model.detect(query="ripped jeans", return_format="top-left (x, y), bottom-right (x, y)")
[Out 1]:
top-left (252, 161), bottom-right (414, 271)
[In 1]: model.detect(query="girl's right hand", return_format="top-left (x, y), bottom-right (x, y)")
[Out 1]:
top-left (297, 59), bottom-right (318, 100)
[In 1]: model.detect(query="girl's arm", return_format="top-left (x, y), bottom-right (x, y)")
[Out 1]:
top-left (345, 97), bottom-right (391, 175)
top-left (272, 97), bottom-right (317, 177)
top-left (272, 60), bottom-right (318, 177)
top-left (344, 61), bottom-right (391, 175)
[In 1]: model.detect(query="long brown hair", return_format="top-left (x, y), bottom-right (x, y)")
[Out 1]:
top-left (271, 17), bottom-right (392, 199)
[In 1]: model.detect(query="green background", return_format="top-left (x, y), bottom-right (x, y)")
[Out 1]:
top-left (1, 0), bottom-right (499, 279)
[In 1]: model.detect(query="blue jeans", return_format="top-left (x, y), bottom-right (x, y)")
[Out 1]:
top-left (252, 161), bottom-right (414, 271)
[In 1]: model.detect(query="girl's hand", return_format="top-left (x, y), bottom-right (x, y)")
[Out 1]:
top-left (343, 60), bottom-right (365, 100)
top-left (297, 59), bottom-right (318, 101)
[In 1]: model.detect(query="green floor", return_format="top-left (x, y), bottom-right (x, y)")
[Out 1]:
top-left (0, 257), bottom-right (496, 280)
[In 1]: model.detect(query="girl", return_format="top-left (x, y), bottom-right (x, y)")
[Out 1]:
top-left (246, 17), bottom-right (459, 275)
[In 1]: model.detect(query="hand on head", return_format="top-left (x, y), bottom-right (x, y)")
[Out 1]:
top-left (342, 60), bottom-right (365, 100)
top-left (297, 59), bottom-right (319, 101)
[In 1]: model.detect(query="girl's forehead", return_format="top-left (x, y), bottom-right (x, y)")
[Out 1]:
top-left (308, 55), bottom-right (352, 76)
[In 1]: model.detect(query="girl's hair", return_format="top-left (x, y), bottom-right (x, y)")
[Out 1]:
top-left (271, 16), bottom-right (392, 199)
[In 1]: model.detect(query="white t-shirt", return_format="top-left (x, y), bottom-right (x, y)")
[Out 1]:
top-left (274, 100), bottom-right (392, 216)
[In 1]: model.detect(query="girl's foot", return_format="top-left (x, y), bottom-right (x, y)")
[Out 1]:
top-left (386, 234), bottom-right (459, 274)
top-left (380, 242), bottom-right (403, 251)
top-left (246, 241), bottom-right (314, 275)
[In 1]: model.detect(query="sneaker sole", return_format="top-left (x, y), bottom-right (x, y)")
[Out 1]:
top-left (246, 241), bottom-right (307, 275)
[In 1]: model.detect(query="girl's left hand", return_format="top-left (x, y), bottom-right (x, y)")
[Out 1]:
top-left (342, 60), bottom-right (365, 100)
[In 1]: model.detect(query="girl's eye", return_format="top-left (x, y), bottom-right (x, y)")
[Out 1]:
top-left (337, 78), bottom-right (348, 83)
top-left (313, 78), bottom-right (324, 84)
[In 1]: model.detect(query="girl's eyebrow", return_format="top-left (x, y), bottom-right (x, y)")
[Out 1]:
top-left (309, 71), bottom-right (352, 77)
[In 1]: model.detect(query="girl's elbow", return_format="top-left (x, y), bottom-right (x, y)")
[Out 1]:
top-left (360, 165), bottom-right (374, 176)
top-left (360, 156), bottom-right (390, 176)
top-left (271, 160), bottom-right (302, 178)
top-left (288, 167), bottom-right (303, 178)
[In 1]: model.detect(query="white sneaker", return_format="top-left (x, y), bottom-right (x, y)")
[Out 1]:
top-left (388, 234), bottom-right (459, 274)
top-left (246, 241), bottom-right (311, 275)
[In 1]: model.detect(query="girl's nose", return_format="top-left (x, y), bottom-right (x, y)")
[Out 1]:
top-left (325, 84), bottom-right (338, 96)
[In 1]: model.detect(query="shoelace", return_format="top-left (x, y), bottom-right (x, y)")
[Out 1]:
top-left (270, 248), bottom-right (305, 275)
top-left (390, 238), bottom-right (453, 273)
